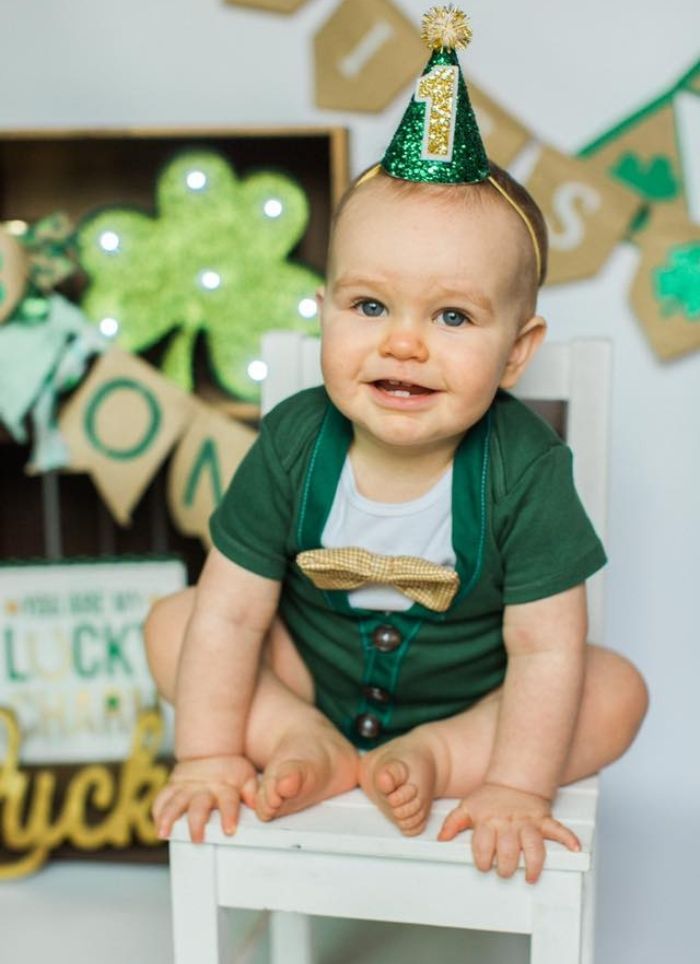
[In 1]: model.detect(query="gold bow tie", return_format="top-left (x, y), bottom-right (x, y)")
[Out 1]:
top-left (296, 547), bottom-right (460, 613)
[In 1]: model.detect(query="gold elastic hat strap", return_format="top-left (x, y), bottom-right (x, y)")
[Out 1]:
top-left (487, 175), bottom-right (543, 285)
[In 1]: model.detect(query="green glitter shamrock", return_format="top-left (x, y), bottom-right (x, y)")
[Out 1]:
top-left (653, 243), bottom-right (700, 320)
top-left (77, 151), bottom-right (322, 401)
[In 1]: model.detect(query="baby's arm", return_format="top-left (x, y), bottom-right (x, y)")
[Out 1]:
top-left (439, 583), bottom-right (587, 882)
top-left (153, 547), bottom-right (281, 842)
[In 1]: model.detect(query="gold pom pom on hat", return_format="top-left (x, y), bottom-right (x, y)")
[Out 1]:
top-left (420, 4), bottom-right (473, 51)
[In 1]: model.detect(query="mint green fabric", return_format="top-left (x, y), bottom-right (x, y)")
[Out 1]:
top-left (0, 295), bottom-right (106, 468)
top-left (210, 387), bottom-right (606, 747)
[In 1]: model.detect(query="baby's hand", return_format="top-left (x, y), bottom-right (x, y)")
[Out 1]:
top-left (152, 754), bottom-right (258, 843)
top-left (437, 782), bottom-right (580, 884)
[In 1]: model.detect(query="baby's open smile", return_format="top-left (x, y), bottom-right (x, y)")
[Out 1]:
top-left (372, 378), bottom-right (435, 398)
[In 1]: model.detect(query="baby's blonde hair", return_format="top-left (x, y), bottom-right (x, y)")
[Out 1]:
top-left (329, 162), bottom-right (548, 313)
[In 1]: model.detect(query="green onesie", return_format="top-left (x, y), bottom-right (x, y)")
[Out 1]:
top-left (210, 386), bottom-right (606, 749)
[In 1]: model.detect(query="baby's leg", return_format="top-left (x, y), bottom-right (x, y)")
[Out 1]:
top-left (145, 590), bottom-right (359, 821)
top-left (359, 644), bottom-right (648, 835)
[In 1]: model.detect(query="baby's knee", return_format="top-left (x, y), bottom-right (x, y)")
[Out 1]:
top-left (622, 657), bottom-right (650, 736)
top-left (596, 648), bottom-right (649, 745)
top-left (143, 587), bottom-right (196, 692)
top-left (143, 596), bottom-right (170, 660)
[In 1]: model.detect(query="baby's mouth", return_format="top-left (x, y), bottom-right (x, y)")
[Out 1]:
top-left (373, 379), bottom-right (435, 397)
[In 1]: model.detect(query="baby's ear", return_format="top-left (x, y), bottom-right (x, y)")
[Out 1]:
top-left (316, 286), bottom-right (325, 312)
top-left (500, 316), bottom-right (547, 389)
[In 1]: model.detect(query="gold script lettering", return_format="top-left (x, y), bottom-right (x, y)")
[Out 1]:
top-left (0, 707), bottom-right (170, 879)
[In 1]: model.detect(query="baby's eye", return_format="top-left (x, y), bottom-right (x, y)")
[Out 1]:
top-left (437, 308), bottom-right (470, 328)
top-left (355, 299), bottom-right (386, 318)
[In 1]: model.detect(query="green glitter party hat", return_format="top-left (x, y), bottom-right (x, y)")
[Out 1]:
top-left (382, 6), bottom-right (489, 184)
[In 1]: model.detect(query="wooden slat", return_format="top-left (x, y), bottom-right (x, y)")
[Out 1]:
top-left (261, 332), bottom-right (304, 415)
top-left (513, 342), bottom-right (572, 401)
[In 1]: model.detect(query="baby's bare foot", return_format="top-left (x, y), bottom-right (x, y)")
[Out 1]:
top-left (360, 737), bottom-right (440, 836)
top-left (256, 723), bottom-right (359, 822)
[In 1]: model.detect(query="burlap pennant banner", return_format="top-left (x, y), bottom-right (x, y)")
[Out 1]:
top-left (0, 227), bottom-right (29, 324)
top-left (58, 349), bottom-right (195, 525)
top-left (468, 81), bottom-right (532, 168)
top-left (224, 0), bottom-right (309, 12)
top-left (525, 145), bottom-right (641, 285)
top-left (629, 210), bottom-right (700, 360)
top-left (581, 102), bottom-right (688, 224)
top-left (314, 0), bottom-right (426, 112)
top-left (686, 65), bottom-right (700, 96)
top-left (167, 403), bottom-right (257, 547)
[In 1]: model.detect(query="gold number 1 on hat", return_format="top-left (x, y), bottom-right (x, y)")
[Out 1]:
top-left (415, 65), bottom-right (459, 163)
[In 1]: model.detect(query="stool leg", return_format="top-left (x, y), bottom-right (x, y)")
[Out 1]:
top-left (530, 902), bottom-right (582, 964)
top-left (170, 842), bottom-right (233, 964)
top-left (269, 911), bottom-right (314, 964)
top-left (581, 836), bottom-right (598, 964)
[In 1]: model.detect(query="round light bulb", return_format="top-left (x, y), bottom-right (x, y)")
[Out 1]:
top-left (198, 270), bottom-right (221, 291)
top-left (263, 198), bottom-right (283, 219)
top-left (99, 231), bottom-right (120, 253)
top-left (298, 298), bottom-right (317, 319)
top-left (99, 317), bottom-right (119, 337)
top-left (5, 220), bottom-right (28, 237)
top-left (186, 170), bottom-right (207, 191)
top-left (247, 360), bottom-right (268, 382)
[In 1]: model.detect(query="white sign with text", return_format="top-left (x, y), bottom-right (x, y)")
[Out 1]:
top-left (0, 558), bottom-right (186, 763)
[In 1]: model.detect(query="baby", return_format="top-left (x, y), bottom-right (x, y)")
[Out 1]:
top-left (147, 11), bottom-right (648, 885)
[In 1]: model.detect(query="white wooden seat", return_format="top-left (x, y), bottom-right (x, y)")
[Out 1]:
top-left (168, 333), bottom-right (611, 964)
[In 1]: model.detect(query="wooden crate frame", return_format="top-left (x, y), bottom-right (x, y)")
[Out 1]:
top-left (0, 126), bottom-right (349, 574)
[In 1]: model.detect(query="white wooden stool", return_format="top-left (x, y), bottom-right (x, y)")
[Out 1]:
top-left (169, 776), bottom-right (598, 964)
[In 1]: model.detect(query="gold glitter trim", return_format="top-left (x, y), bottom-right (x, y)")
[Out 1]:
top-left (416, 65), bottom-right (459, 161)
top-left (421, 5), bottom-right (472, 51)
top-left (487, 175), bottom-right (543, 283)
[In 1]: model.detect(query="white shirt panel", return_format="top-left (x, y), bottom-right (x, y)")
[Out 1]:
top-left (321, 458), bottom-right (455, 611)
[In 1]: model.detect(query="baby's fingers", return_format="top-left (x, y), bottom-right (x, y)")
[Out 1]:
top-left (156, 787), bottom-right (196, 839)
top-left (540, 817), bottom-right (581, 852)
top-left (471, 823), bottom-right (497, 873)
top-left (152, 783), bottom-right (179, 827)
top-left (217, 786), bottom-right (242, 836)
top-left (187, 791), bottom-right (217, 843)
top-left (520, 825), bottom-right (546, 884)
top-left (437, 804), bottom-right (473, 841)
top-left (494, 827), bottom-right (520, 878)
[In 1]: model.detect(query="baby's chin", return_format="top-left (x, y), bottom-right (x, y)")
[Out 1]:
top-left (352, 417), bottom-right (466, 457)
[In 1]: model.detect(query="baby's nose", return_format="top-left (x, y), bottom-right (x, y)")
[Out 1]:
top-left (379, 320), bottom-right (428, 361)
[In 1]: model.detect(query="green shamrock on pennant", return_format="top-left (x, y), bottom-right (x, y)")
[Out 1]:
top-left (653, 243), bottom-right (700, 320)
top-left (610, 152), bottom-right (679, 201)
top-left (77, 151), bottom-right (322, 401)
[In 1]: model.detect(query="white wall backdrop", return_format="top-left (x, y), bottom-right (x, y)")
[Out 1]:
top-left (1, 2), bottom-right (699, 962)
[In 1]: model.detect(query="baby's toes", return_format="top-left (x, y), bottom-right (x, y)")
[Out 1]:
top-left (392, 794), bottom-right (424, 822)
top-left (375, 759), bottom-right (409, 796)
top-left (240, 775), bottom-right (259, 810)
top-left (256, 776), bottom-right (282, 819)
top-left (398, 808), bottom-right (429, 836)
top-left (387, 781), bottom-right (418, 808)
top-left (274, 763), bottom-right (306, 801)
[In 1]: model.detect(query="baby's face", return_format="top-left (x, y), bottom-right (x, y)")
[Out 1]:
top-left (319, 183), bottom-right (544, 455)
